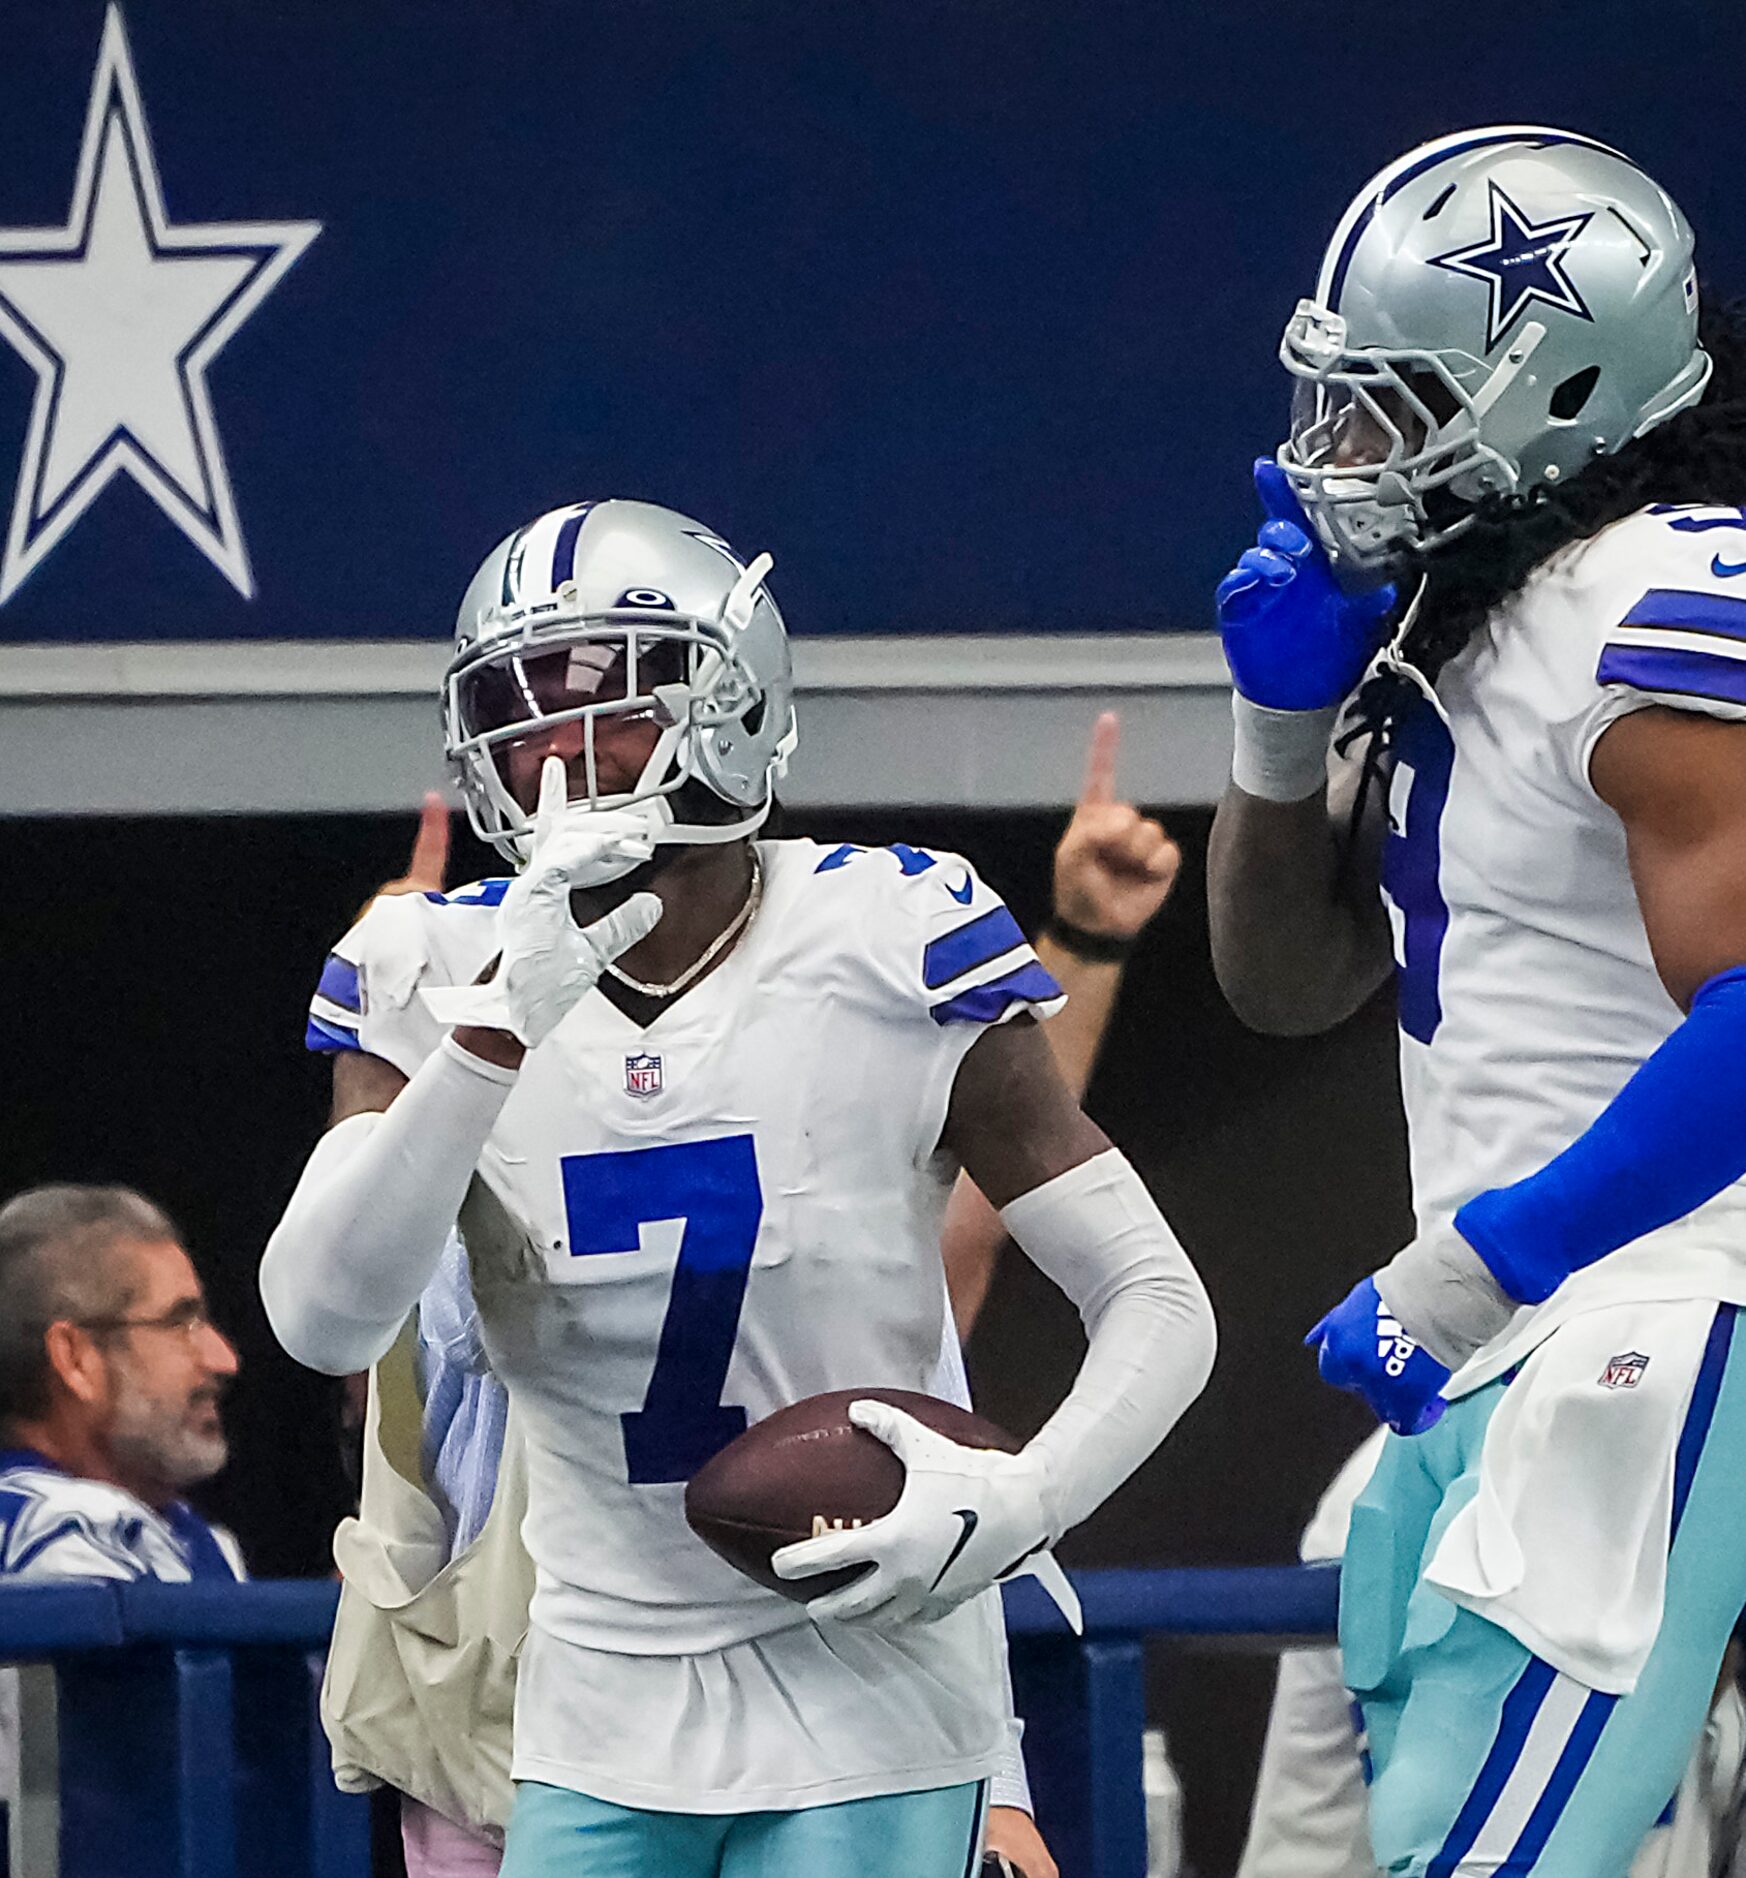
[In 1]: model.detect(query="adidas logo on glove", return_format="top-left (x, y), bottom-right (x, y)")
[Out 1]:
top-left (1375, 1310), bottom-right (1420, 1379)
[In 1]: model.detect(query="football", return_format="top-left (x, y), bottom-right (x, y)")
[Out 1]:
top-left (684, 1388), bottom-right (1021, 1600)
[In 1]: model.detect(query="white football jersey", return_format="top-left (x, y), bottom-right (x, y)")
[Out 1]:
top-left (1378, 504), bottom-right (1746, 1390)
top-left (0, 1450), bottom-right (245, 1583)
top-left (311, 836), bottom-right (1063, 1809)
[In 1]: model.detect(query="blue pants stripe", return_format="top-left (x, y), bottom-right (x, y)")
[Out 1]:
top-left (1671, 1304), bottom-right (1736, 1538)
top-left (1499, 1690), bottom-right (1617, 1874)
top-left (1426, 1659), bottom-right (1557, 1877)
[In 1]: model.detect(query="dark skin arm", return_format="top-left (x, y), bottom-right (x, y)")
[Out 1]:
top-left (939, 1014), bottom-right (1111, 1209)
top-left (1205, 739), bottom-right (1396, 1036)
top-left (330, 1049), bottom-right (408, 1124)
top-left (1590, 707), bottom-right (1746, 1007)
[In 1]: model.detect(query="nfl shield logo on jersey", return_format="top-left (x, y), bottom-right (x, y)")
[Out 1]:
top-left (624, 1053), bottom-right (663, 1098)
top-left (1600, 1351), bottom-right (1650, 1390)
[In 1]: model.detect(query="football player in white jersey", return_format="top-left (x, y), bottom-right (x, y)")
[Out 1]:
top-left (1206, 128), bottom-right (1746, 1876)
top-left (262, 499), bottom-right (1215, 1878)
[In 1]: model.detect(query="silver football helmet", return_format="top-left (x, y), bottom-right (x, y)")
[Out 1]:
top-left (443, 499), bottom-right (797, 865)
top-left (1279, 127), bottom-right (1712, 577)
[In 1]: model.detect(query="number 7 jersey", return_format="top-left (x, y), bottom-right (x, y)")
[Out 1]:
top-left (1377, 504), bottom-right (1746, 1389)
top-left (307, 839), bottom-right (1062, 1659)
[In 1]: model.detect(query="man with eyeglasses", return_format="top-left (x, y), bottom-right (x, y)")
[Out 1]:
top-left (0, 1184), bottom-right (243, 1584)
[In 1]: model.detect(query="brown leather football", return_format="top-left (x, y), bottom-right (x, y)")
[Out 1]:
top-left (683, 1388), bottom-right (1021, 1600)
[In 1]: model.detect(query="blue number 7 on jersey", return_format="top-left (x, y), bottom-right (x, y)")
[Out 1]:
top-left (561, 1135), bottom-right (763, 1485)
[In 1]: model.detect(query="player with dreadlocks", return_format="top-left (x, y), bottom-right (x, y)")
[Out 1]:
top-left (1207, 127), bottom-right (1746, 1877)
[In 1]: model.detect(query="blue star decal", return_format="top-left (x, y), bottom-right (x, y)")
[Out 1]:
top-left (1429, 182), bottom-right (1594, 354)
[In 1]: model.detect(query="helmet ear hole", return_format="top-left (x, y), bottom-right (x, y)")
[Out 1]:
top-left (1549, 365), bottom-right (1601, 422)
top-left (741, 694), bottom-right (767, 738)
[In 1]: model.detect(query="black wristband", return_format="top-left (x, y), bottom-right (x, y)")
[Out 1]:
top-left (1042, 916), bottom-right (1135, 964)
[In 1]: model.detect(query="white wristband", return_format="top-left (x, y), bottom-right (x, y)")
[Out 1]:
top-left (1375, 1220), bottom-right (1521, 1372)
top-left (1229, 693), bottom-right (1340, 803)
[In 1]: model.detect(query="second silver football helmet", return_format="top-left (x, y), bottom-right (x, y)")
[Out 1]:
top-left (444, 499), bottom-right (797, 865)
top-left (1279, 127), bottom-right (1712, 576)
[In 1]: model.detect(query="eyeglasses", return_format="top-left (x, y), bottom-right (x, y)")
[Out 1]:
top-left (76, 1301), bottom-right (219, 1341)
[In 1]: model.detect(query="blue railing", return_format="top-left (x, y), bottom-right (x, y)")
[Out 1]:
top-left (0, 1565), bottom-right (1339, 1878)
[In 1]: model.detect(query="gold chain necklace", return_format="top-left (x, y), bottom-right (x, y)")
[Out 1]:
top-left (604, 849), bottom-right (763, 999)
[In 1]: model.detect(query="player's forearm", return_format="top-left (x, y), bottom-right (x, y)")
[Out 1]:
top-left (1207, 780), bottom-right (1392, 1036)
top-left (1001, 1150), bottom-right (1215, 1537)
top-left (260, 1038), bottom-right (517, 1374)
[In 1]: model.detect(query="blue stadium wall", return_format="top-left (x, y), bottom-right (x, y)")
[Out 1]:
top-left (1, 0), bottom-right (1742, 647)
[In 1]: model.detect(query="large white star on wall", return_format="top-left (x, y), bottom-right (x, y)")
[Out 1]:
top-left (0, 7), bottom-right (320, 604)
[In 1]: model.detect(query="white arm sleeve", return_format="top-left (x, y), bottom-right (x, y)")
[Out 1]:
top-left (259, 1036), bottom-right (518, 1375)
top-left (1000, 1149), bottom-right (1216, 1538)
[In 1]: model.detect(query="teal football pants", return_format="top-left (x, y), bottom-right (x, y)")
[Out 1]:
top-left (1342, 1304), bottom-right (1746, 1876)
top-left (499, 1777), bottom-right (987, 1878)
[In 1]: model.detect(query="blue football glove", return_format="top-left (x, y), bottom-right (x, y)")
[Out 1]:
top-left (1305, 1276), bottom-right (1449, 1436)
top-left (1217, 460), bottom-right (1397, 711)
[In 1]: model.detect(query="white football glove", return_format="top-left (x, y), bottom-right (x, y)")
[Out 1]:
top-left (422, 756), bottom-right (663, 1048)
top-left (770, 1400), bottom-right (1083, 1632)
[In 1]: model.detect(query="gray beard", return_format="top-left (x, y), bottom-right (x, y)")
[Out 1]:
top-left (108, 1384), bottom-right (228, 1495)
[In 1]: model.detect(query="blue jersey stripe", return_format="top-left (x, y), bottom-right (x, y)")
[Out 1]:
top-left (423, 879), bottom-right (512, 907)
top-left (1671, 1304), bottom-right (1736, 1540)
top-left (923, 907), bottom-right (1026, 989)
top-left (1619, 588), bottom-right (1746, 642)
top-left (1597, 642), bottom-right (1746, 707)
top-left (929, 959), bottom-right (1062, 1026)
top-left (1426, 1657), bottom-right (1557, 1878)
top-left (305, 1013), bottom-right (362, 1054)
top-left (316, 954), bottom-right (362, 1013)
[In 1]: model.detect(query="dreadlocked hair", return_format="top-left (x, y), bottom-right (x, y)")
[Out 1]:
top-left (1334, 292), bottom-right (1746, 862)
top-left (1395, 295), bottom-right (1746, 686)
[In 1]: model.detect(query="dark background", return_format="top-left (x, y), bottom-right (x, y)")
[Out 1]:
top-left (2, 1), bottom-right (1746, 642)
top-left (0, 803), bottom-right (1405, 1872)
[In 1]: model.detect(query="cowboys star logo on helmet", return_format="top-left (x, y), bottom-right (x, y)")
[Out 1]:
top-left (1276, 126), bottom-right (1709, 575)
top-left (445, 499), bottom-right (798, 870)
top-left (1429, 182), bottom-right (1595, 353)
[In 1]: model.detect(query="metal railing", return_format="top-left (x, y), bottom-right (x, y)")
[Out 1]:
top-left (0, 1565), bottom-right (1339, 1878)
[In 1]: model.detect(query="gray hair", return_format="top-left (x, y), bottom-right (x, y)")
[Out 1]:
top-left (0, 1185), bottom-right (180, 1423)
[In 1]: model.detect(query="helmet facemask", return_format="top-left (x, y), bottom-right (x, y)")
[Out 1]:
top-left (1277, 300), bottom-right (1526, 577)
top-left (444, 553), bottom-right (793, 867)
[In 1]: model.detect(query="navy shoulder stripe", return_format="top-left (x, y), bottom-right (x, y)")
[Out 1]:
top-left (930, 960), bottom-right (1062, 1026)
top-left (923, 907), bottom-right (1025, 990)
top-left (1618, 588), bottom-right (1746, 643)
top-left (1598, 642), bottom-right (1746, 707)
top-left (423, 879), bottom-right (511, 907)
top-left (305, 1014), bottom-right (362, 1054)
top-left (316, 954), bottom-right (362, 1014)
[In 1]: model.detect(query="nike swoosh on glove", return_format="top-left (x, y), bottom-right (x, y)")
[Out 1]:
top-left (770, 1400), bottom-right (1082, 1632)
top-left (422, 755), bottom-right (663, 1048)
top-left (1305, 1274), bottom-right (1449, 1436)
top-left (1217, 459), bottom-right (1396, 711)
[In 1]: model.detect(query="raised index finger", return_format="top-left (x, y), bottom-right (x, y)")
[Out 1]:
top-left (1079, 711), bottom-right (1120, 807)
top-left (404, 790), bottom-right (452, 893)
